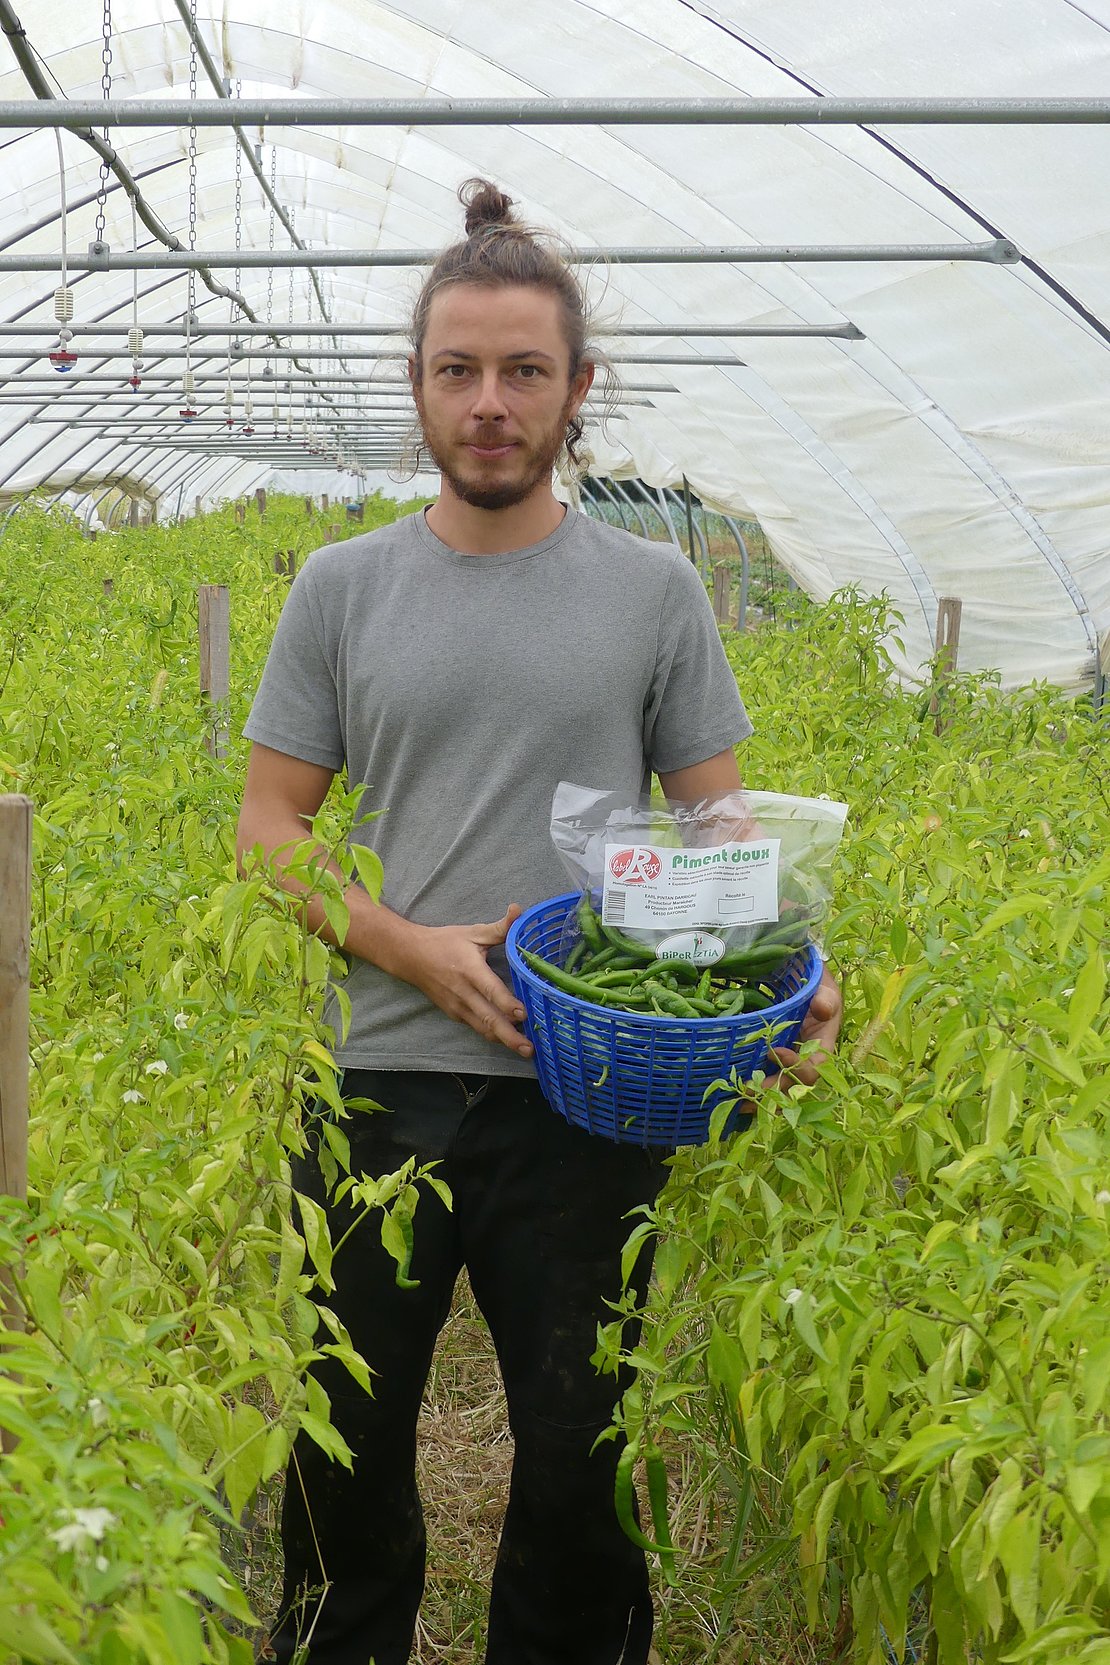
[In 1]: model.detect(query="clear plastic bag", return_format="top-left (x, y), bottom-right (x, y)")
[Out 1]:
top-left (549, 780), bottom-right (848, 970)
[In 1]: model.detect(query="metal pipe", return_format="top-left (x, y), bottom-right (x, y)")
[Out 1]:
top-left (719, 514), bottom-right (751, 631)
top-left (591, 477), bottom-right (629, 530)
top-left (652, 486), bottom-right (683, 553)
top-left (1, 345), bottom-right (744, 365)
top-left (616, 480), bottom-right (674, 542)
top-left (0, 321), bottom-right (865, 339)
top-left (0, 97), bottom-right (1104, 128)
top-left (0, 240), bottom-right (1018, 270)
top-left (608, 479), bottom-right (652, 540)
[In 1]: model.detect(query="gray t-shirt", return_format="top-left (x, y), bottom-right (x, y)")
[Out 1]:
top-left (244, 506), bottom-right (752, 1075)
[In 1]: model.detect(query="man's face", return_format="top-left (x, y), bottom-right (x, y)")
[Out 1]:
top-left (409, 284), bottom-right (593, 511)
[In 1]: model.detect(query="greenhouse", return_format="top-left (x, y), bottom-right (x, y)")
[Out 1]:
top-left (1, 4), bottom-right (1108, 1663)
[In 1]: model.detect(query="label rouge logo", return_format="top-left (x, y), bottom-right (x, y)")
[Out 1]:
top-left (608, 846), bottom-right (662, 883)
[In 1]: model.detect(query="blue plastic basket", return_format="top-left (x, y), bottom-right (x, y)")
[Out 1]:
top-left (506, 892), bottom-right (824, 1149)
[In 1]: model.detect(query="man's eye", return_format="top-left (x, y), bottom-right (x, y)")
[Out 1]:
top-left (516, 365), bottom-right (541, 379)
top-left (441, 364), bottom-right (469, 378)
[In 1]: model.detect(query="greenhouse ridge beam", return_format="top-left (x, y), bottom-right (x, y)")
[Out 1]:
top-left (0, 240), bottom-right (1018, 270)
top-left (0, 97), bottom-right (1105, 128)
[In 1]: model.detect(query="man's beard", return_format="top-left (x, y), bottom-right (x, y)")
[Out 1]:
top-left (413, 396), bottom-right (574, 511)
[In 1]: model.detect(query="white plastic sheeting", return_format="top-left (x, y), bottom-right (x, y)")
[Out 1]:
top-left (0, 1), bottom-right (1107, 689)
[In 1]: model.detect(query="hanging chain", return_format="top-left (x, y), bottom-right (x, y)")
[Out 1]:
top-left (233, 81), bottom-right (243, 307)
top-left (94, 0), bottom-right (113, 245)
top-left (186, 0), bottom-right (198, 330)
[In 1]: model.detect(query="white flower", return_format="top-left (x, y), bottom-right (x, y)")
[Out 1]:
top-left (1017, 828), bottom-right (1031, 838)
top-left (121, 1089), bottom-right (143, 1104)
top-left (49, 1507), bottom-right (117, 1553)
top-left (173, 1012), bottom-right (190, 1031)
top-left (1096, 1190), bottom-right (1110, 1205)
top-left (87, 1397), bottom-right (108, 1427)
top-left (95, 1555), bottom-right (109, 1572)
top-left (144, 1060), bottom-right (169, 1077)
top-left (784, 1288), bottom-right (804, 1305)
top-left (91, 1052), bottom-right (105, 1063)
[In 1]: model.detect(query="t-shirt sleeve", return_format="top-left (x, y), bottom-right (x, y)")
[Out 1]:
top-left (643, 553), bottom-right (753, 774)
top-left (242, 560), bottom-right (345, 770)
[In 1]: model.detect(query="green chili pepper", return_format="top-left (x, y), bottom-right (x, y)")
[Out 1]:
top-left (599, 924), bottom-right (658, 963)
top-left (644, 1443), bottom-right (679, 1587)
top-left (696, 968), bottom-right (713, 1000)
top-left (577, 894), bottom-right (605, 952)
top-left (563, 937), bottom-right (587, 975)
top-left (642, 980), bottom-right (700, 1019)
top-left (521, 950), bottom-right (615, 1005)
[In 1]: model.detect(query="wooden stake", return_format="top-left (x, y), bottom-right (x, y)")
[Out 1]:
top-left (102, 577), bottom-right (114, 597)
top-left (305, 496), bottom-right (313, 516)
top-left (712, 562), bottom-right (731, 626)
top-left (235, 501), bottom-right (245, 524)
top-left (322, 493), bottom-right (330, 513)
top-left (329, 523), bottom-right (340, 543)
top-left (273, 550), bottom-right (297, 580)
top-left (255, 487), bottom-right (267, 517)
top-left (129, 497), bottom-right (140, 528)
top-left (0, 795), bottom-right (31, 1207)
top-left (198, 585), bottom-right (231, 761)
top-left (195, 494), bottom-right (203, 518)
top-left (0, 795), bottom-right (31, 1370)
top-left (930, 597), bottom-right (962, 736)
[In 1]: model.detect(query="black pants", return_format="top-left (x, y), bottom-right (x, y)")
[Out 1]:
top-left (270, 1069), bottom-right (670, 1665)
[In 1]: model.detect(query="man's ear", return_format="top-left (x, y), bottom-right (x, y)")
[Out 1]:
top-left (569, 358), bottom-right (596, 414)
top-left (407, 352), bottom-right (419, 392)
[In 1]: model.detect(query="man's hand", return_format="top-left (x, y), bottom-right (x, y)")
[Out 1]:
top-left (387, 904), bottom-right (534, 1061)
top-left (763, 964), bottom-right (843, 1092)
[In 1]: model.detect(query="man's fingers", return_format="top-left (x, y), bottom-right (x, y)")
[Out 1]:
top-left (471, 902), bottom-right (522, 948)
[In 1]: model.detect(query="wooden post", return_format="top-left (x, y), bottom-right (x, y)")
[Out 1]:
top-left (0, 795), bottom-right (31, 1208)
top-left (129, 497), bottom-right (140, 528)
top-left (322, 493), bottom-right (330, 514)
top-left (356, 501), bottom-right (365, 524)
top-left (198, 585), bottom-right (231, 761)
top-left (235, 501), bottom-right (245, 525)
top-left (273, 550), bottom-right (297, 581)
top-left (194, 494), bottom-right (203, 518)
top-left (930, 597), bottom-right (962, 736)
top-left (255, 487), bottom-right (267, 517)
top-left (304, 496), bottom-right (313, 516)
top-left (1, 796), bottom-right (31, 1365)
top-left (329, 523), bottom-right (340, 543)
top-left (712, 562), bottom-right (731, 626)
top-left (88, 529), bottom-right (98, 543)
top-left (102, 577), bottom-right (114, 598)
top-left (1094, 630), bottom-right (1110, 719)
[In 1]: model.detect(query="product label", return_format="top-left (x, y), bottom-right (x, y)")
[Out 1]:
top-left (656, 930), bottom-right (726, 966)
top-left (601, 839), bottom-right (781, 931)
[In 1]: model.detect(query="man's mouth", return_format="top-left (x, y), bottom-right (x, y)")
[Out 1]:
top-left (466, 440), bottom-right (516, 459)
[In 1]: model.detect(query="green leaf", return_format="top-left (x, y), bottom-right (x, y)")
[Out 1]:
top-left (157, 1591), bottom-right (205, 1665)
top-left (996, 1506), bottom-right (1041, 1636)
top-left (789, 1291), bottom-right (828, 1361)
top-left (707, 1320), bottom-right (746, 1407)
top-left (295, 1191), bottom-right (334, 1293)
top-left (1067, 948), bottom-right (1106, 1051)
top-left (380, 1203), bottom-right (418, 1289)
top-left (350, 842), bottom-right (384, 903)
top-left (298, 1409), bottom-right (353, 1469)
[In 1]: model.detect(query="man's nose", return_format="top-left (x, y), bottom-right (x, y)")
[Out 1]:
top-left (470, 371), bottom-right (509, 420)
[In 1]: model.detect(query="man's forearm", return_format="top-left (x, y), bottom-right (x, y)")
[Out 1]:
top-left (236, 807), bottom-right (416, 978)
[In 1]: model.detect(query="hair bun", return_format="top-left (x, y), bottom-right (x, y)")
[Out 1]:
top-left (459, 177), bottom-right (517, 237)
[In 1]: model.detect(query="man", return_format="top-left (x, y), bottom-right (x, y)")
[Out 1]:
top-left (238, 178), bottom-right (842, 1665)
